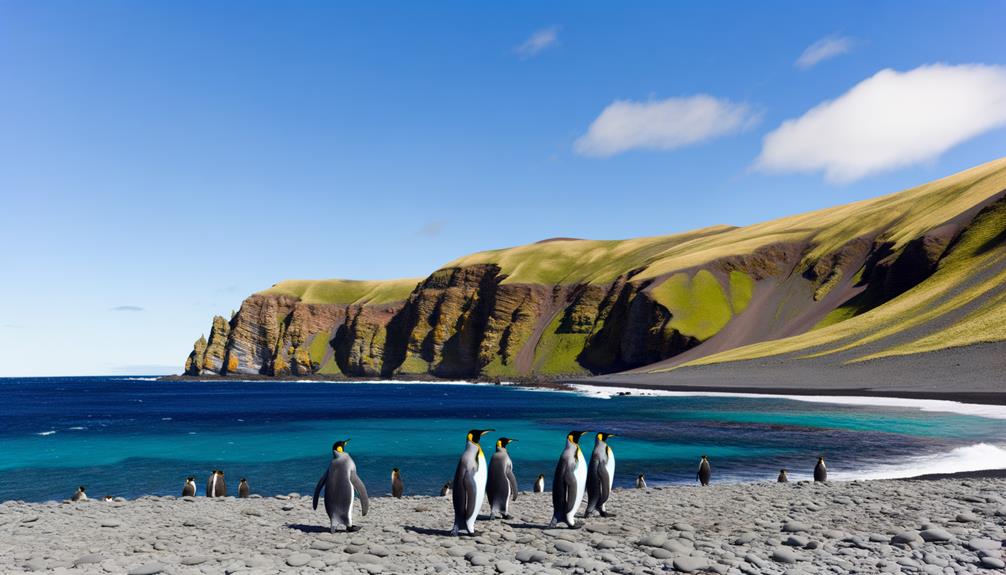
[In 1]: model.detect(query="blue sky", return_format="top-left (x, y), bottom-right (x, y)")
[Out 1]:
top-left (2, 0), bottom-right (1005, 376)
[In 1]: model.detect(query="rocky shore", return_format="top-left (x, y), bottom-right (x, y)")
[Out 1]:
top-left (3, 478), bottom-right (1006, 574)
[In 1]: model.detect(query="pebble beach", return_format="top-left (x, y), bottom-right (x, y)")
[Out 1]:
top-left (3, 477), bottom-right (1006, 574)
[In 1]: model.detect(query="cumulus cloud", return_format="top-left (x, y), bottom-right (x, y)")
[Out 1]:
top-left (515, 27), bottom-right (559, 59)
top-left (109, 305), bottom-right (144, 312)
top-left (796, 35), bottom-right (855, 69)
top-left (574, 95), bottom-right (760, 157)
top-left (755, 64), bottom-right (1006, 183)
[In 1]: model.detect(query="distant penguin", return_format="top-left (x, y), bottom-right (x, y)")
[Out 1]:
top-left (777, 469), bottom-right (789, 483)
top-left (391, 468), bottom-right (404, 498)
top-left (102, 495), bottom-right (113, 502)
top-left (440, 482), bottom-right (451, 497)
top-left (697, 455), bottom-right (711, 486)
top-left (533, 474), bottom-right (545, 493)
top-left (486, 437), bottom-right (518, 520)
top-left (635, 474), bottom-right (647, 489)
top-left (71, 486), bottom-right (87, 502)
top-left (182, 476), bottom-right (197, 497)
top-left (814, 456), bottom-right (827, 482)
top-left (313, 439), bottom-right (369, 533)
top-left (450, 428), bottom-right (493, 536)
top-left (549, 430), bottom-right (589, 528)
top-left (238, 478), bottom-right (250, 498)
top-left (585, 432), bottom-right (616, 518)
top-left (206, 470), bottom-right (227, 497)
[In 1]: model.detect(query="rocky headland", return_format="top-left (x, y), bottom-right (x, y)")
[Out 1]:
top-left (180, 158), bottom-right (1006, 397)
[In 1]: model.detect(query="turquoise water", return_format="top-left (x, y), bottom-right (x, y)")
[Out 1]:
top-left (2, 377), bottom-right (1005, 502)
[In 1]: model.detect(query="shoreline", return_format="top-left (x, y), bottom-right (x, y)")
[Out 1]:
top-left (4, 478), bottom-right (1006, 574)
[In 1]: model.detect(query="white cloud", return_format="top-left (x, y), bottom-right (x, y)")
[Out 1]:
top-left (796, 35), bottom-right (855, 69)
top-left (515, 27), bottom-right (559, 59)
top-left (574, 95), bottom-right (760, 157)
top-left (756, 64), bottom-right (1006, 183)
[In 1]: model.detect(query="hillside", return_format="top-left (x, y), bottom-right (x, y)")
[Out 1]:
top-left (184, 157), bottom-right (1006, 382)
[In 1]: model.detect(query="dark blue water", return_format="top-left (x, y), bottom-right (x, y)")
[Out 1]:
top-left (2, 377), bottom-right (1005, 502)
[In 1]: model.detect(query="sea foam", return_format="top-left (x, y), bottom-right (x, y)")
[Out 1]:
top-left (567, 384), bottom-right (1006, 420)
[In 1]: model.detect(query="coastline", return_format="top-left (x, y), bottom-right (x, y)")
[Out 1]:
top-left (4, 478), bottom-right (1005, 574)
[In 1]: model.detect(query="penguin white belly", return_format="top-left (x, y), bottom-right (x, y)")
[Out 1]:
top-left (603, 451), bottom-right (615, 511)
top-left (467, 451), bottom-right (488, 532)
top-left (347, 483), bottom-right (355, 528)
top-left (568, 452), bottom-right (587, 524)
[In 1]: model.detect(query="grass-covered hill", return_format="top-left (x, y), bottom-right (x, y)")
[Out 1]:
top-left (185, 157), bottom-right (1006, 380)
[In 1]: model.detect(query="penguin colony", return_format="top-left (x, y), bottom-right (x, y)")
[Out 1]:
top-left (70, 433), bottom-right (829, 535)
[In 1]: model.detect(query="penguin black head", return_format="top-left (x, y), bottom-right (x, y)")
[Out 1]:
top-left (392, 467), bottom-right (400, 474)
top-left (496, 437), bottom-right (516, 448)
top-left (537, 473), bottom-right (544, 479)
top-left (332, 439), bottom-right (350, 454)
top-left (187, 476), bottom-right (194, 482)
top-left (596, 432), bottom-right (616, 442)
top-left (240, 478), bottom-right (247, 483)
top-left (638, 473), bottom-right (645, 479)
top-left (78, 486), bottom-right (86, 492)
top-left (466, 429), bottom-right (494, 443)
top-left (700, 455), bottom-right (708, 461)
top-left (818, 455), bottom-right (825, 462)
top-left (566, 431), bottom-right (589, 443)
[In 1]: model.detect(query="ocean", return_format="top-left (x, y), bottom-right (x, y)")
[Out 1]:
top-left (2, 377), bottom-right (1006, 502)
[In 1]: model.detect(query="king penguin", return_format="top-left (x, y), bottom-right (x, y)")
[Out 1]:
top-left (313, 439), bottom-right (370, 533)
top-left (71, 486), bottom-right (87, 502)
top-left (238, 478), bottom-right (250, 498)
top-left (814, 456), bottom-right (827, 482)
top-left (533, 474), bottom-right (545, 493)
top-left (182, 477), bottom-right (196, 497)
top-left (635, 474), bottom-right (647, 489)
top-left (206, 470), bottom-right (227, 497)
top-left (777, 469), bottom-right (789, 483)
top-left (486, 437), bottom-right (518, 520)
top-left (585, 432), bottom-right (616, 518)
top-left (549, 430), bottom-right (589, 528)
top-left (391, 468), bottom-right (404, 498)
top-left (450, 428), bottom-right (493, 536)
top-left (697, 455), bottom-right (711, 486)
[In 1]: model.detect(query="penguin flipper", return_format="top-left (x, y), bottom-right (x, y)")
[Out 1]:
top-left (350, 470), bottom-right (369, 516)
top-left (313, 471), bottom-right (328, 511)
top-left (563, 468), bottom-right (579, 515)
top-left (463, 471), bottom-right (478, 522)
top-left (598, 461), bottom-right (611, 504)
top-left (506, 467), bottom-right (518, 502)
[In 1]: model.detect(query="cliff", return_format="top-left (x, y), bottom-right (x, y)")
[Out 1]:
top-left (184, 157), bottom-right (1006, 379)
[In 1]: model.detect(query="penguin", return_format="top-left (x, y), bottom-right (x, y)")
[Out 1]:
top-left (313, 439), bottom-right (369, 533)
top-left (440, 482), bottom-right (451, 497)
top-left (102, 495), bottom-right (113, 502)
top-left (697, 455), bottom-right (711, 486)
top-left (391, 468), bottom-right (404, 498)
top-left (206, 470), bottom-right (227, 497)
top-left (182, 476), bottom-right (197, 497)
top-left (450, 428), bottom-right (494, 536)
top-left (549, 430), bottom-right (589, 529)
top-left (585, 432), bottom-right (616, 518)
top-left (71, 486), bottom-right (87, 502)
top-left (486, 437), bottom-right (518, 520)
top-left (635, 474), bottom-right (647, 489)
top-left (533, 474), bottom-right (545, 493)
top-left (777, 469), bottom-right (789, 483)
top-left (814, 456), bottom-right (827, 482)
top-left (238, 478), bottom-right (250, 498)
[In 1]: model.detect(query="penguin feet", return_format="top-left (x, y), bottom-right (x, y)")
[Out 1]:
top-left (502, 513), bottom-right (512, 520)
top-left (450, 526), bottom-right (459, 537)
top-left (548, 518), bottom-right (557, 529)
top-left (347, 525), bottom-right (361, 532)
top-left (600, 511), bottom-right (616, 518)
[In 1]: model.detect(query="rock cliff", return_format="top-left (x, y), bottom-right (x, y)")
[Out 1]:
top-left (184, 158), bottom-right (1006, 378)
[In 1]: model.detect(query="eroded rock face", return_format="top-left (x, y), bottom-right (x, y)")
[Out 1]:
top-left (184, 206), bottom-right (991, 378)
